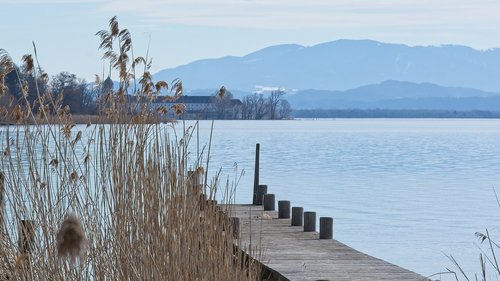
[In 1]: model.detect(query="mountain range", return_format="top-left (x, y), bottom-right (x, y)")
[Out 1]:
top-left (153, 39), bottom-right (500, 110)
top-left (288, 80), bottom-right (500, 110)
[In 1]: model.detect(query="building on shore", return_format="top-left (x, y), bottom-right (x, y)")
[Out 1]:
top-left (149, 95), bottom-right (243, 119)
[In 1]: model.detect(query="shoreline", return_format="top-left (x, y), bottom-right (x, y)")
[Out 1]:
top-left (0, 114), bottom-right (176, 125)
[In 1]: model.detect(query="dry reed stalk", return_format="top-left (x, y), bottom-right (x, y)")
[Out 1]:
top-left (0, 17), bottom-right (262, 281)
top-left (0, 172), bottom-right (4, 230)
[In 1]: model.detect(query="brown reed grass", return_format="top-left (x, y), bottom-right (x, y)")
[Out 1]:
top-left (0, 17), bottom-right (262, 280)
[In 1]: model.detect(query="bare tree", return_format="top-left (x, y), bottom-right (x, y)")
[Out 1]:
top-left (277, 99), bottom-right (292, 119)
top-left (241, 93), bottom-right (268, 120)
top-left (268, 89), bottom-right (286, 119)
top-left (254, 94), bottom-right (268, 120)
top-left (51, 72), bottom-right (87, 113)
top-left (241, 95), bottom-right (254, 120)
top-left (241, 91), bottom-right (292, 120)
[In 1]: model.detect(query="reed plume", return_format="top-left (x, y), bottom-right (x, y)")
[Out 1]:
top-left (56, 213), bottom-right (86, 262)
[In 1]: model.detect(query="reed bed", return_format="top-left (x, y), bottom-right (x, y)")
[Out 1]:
top-left (0, 17), bottom-right (262, 280)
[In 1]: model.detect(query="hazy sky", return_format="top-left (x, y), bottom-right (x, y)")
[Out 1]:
top-left (2, 0), bottom-right (500, 81)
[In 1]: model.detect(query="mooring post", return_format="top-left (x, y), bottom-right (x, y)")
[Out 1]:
top-left (230, 217), bottom-right (240, 239)
top-left (304, 212), bottom-right (316, 232)
top-left (217, 208), bottom-right (226, 219)
top-left (291, 207), bottom-right (303, 226)
top-left (253, 143), bottom-right (260, 204)
top-left (16, 219), bottom-right (35, 273)
top-left (19, 220), bottom-right (35, 254)
top-left (255, 184), bottom-right (267, 205)
top-left (319, 217), bottom-right (333, 239)
top-left (263, 194), bottom-right (275, 211)
top-left (206, 199), bottom-right (218, 211)
top-left (199, 194), bottom-right (207, 211)
top-left (278, 200), bottom-right (290, 219)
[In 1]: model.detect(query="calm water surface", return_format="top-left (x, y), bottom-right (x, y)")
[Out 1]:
top-left (187, 119), bottom-right (500, 279)
top-left (3, 119), bottom-right (497, 278)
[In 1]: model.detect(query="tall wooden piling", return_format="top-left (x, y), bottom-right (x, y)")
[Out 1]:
top-left (291, 207), bottom-right (303, 226)
top-left (278, 200), bottom-right (290, 219)
top-left (320, 217), bottom-right (333, 239)
top-left (253, 143), bottom-right (260, 204)
top-left (304, 211), bottom-right (316, 232)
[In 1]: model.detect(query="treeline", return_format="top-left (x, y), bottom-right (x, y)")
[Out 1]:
top-left (210, 89), bottom-right (292, 120)
top-left (1, 62), bottom-right (293, 121)
top-left (0, 63), bottom-right (99, 115)
top-left (293, 109), bottom-right (500, 118)
top-left (240, 90), bottom-right (292, 120)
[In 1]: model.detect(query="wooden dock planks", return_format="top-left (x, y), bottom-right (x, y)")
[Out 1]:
top-left (229, 204), bottom-right (430, 281)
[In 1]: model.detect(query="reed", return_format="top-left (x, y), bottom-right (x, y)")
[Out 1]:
top-left (0, 17), bottom-right (262, 280)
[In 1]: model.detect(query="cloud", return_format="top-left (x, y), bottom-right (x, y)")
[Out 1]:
top-left (100, 0), bottom-right (500, 29)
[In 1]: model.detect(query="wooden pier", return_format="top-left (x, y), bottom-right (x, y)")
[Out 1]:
top-left (229, 204), bottom-right (429, 281)
top-left (226, 143), bottom-right (431, 281)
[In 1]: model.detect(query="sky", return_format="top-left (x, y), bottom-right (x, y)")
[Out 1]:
top-left (1, 0), bottom-right (500, 81)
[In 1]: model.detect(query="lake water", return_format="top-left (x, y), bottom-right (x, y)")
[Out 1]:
top-left (2, 119), bottom-right (499, 279)
top-left (187, 119), bottom-right (500, 280)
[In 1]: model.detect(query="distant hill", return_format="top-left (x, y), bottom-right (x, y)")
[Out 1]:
top-left (288, 80), bottom-right (500, 110)
top-left (154, 39), bottom-right (500, 93)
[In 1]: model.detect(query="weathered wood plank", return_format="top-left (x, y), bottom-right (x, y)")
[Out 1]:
top-left (227, 204), bottom-right (430, 281)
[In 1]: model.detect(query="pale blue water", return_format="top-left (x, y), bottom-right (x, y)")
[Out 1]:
top-left (187, 119), bottom-right (500, 280)
top-left (2, 119), bottom-right (499, 279)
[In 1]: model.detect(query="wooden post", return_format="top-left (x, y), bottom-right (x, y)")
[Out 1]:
top-left (216, 205), bottom-right (223, 213)
top-left (230, 217), bottom-right (240, 239)
top-left (263, 194), bottom-right (275, 211)
top-left (200, 194), bottom-right (207, 201)
top-left (255, 184), bottom-right (267, 205)
top-left (19, 220), bottom-right (35, 254)
top-left (278, 200), bottom-right (290, 219)
top-left (319, 217), bottom-right (333, 239)
top-left (303, 212), bottom-right (316, 232)
top-left (199, 193), bottom-right (207, 210)
top-left (291, 207), bottom-right (303, 226)
top-left (252, 143), bottom-right (260, 204)
top-left (206, 199), bottom-right (218, 211)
